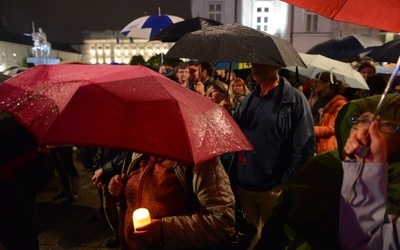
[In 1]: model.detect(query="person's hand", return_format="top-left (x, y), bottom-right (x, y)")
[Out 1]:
top-left (108, 174), bottom-right (126, 197)
top-left (91, 168), bottom-right (103, 189)
top-left (159, 66), bottom-right (166, 75)
top-left (132, 219), bottom-right (163, 247)
top-left (343, 120), bottom-right (387, 163)
top-left (195, 82), bottom-right (205, 96)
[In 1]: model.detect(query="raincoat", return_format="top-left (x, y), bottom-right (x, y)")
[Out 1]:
top-left (340, 162), bottom-right (400, 250)
top-left (254, 94), bottom-right (400, 250)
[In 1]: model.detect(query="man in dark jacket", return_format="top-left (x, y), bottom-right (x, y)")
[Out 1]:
top-left (194, 61), bottom-right (215, 96)
top-left (233, 63), bottom-right (315, 249)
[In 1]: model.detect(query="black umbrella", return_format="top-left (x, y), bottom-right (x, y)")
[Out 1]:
top-left (165, 23), bottom-right (306, 68)
top-left (365, 39), bottom-right (400, 63)
top-left (0, 74), bottom-right (11, 84)
top-left (150, 17), bottom-right (222, 43)
top-left (307, 34), bottom-right (383, 61)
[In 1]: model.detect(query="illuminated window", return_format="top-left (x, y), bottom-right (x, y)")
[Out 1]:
top-left (105, 46), bottom-right (111, 56)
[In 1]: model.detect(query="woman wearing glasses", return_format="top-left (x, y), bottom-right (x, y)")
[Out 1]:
top-left (340, 94), bottom-right (400, 249)
top-left (254, 94), bottom-right (400, 250)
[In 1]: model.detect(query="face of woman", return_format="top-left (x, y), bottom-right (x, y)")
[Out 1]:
top-left (233, 83), bottom-right (244, 94)
top-left (206, 86), bottom-right (226, 104)
top-left (313, 80), bottom-right (330, 95)
top-left (359, 66), bottom-right (375, 80)
top-left (349, 112), bottom-right (400, 162)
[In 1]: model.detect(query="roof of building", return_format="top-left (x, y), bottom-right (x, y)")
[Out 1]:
top-left (0, 29), bottom-right (80, 54)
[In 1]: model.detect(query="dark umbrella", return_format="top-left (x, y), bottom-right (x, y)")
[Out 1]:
top-left (306, 34), bottom-right (383, 61)
top-left (366, 39), bottom-right (400, 63)
top-left (0, 74), bottom-right (11, 84)
top-left (150, 17), bottom-right (222, 43)
top-left (165, 23), bottom-right (306, 68)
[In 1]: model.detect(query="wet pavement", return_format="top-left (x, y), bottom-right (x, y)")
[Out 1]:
top-left (36, 156), bottom-right (118, 250)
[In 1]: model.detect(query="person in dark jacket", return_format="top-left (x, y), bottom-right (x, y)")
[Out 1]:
top-left (92, 148), bottom-right (125, 248)
top-left (233, 63), bottom-right (315, 249)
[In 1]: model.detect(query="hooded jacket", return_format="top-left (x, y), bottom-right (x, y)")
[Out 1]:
top-left (255, 94), bottom-right (400, 250)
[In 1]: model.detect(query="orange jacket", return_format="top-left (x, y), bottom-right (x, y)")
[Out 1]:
top-left (313, 95), bottom-right (348, 154)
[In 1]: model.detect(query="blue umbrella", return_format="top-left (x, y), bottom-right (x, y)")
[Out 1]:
top-left (120, 7), bottom-right (183, 40)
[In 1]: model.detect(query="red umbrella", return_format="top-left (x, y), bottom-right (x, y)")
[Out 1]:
top-left (282, 0), bottom-right (400, 33)
top-left (0, 64), bottom-right (253, 166)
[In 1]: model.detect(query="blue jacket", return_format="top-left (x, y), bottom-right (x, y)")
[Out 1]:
top-left (234, 78), bottom-right (315, 190)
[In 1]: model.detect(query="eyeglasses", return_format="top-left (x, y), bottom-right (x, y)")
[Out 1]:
top-left (347, 116), bottom-right (400, 134)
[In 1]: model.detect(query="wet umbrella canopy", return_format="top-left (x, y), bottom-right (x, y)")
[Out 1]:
top-left (165, 23), bottom-right (306, 68)
top-left (282, 0), bottom-right (400, 33)
top-left (0, 64), bottom-right (253, 166)
top-left (366, 39), bottom-right (400, 64)
top-left (150, 16), bottom-right (222, 43)
top-left (120, 8), bottom-right (183, 40)
top-left (307, 34), bottom-right (382, 61)
top-left (286, 53), bottom-right (369, 90)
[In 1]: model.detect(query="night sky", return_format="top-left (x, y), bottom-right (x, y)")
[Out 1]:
top-left (0, 0), bottom-right (192, 44)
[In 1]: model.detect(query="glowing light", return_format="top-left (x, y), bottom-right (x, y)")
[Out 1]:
top-left (133, 208), bottom-right (151, 231)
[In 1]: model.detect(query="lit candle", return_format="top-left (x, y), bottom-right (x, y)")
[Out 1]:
top-left (132, 208), bottom-right (151, 231)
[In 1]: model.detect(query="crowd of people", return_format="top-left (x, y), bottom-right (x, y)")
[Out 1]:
top-left (1, 53), bottom-right (400, 250)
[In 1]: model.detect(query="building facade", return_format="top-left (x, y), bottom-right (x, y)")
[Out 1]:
top-left (80, 30), bottom-right (175, 64)
top-left (190, 0), bottom-right (390, 53)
